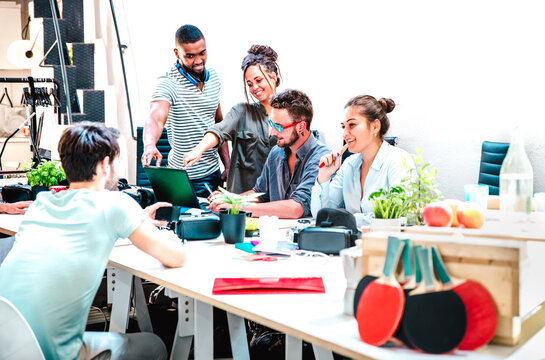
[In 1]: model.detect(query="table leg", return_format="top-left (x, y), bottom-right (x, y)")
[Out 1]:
top-left (286, 334), bottom-right (303, 360)
top-left (194, 300), bottom-right (213, 359)
top-left (170, 321), bottom-right (192, 360)
top-left (312, 344), bottom-right (334, 360)
top-left (226, 312), bottom-right (250, 360)
top-left (108, 268), bottom-right (133, 333)
top-left (170, 292), bottom-right (194, 360)
top-left (106, 267), bottom-right (114, 304)
top-left (133, 277), bottom-right (153, 333)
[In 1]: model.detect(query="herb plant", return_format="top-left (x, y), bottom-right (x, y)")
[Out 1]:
top-left (369, 185), bottom-right (408, 219)
top-left (211, 187), bottom-right (264, 215)
top-left (26, 160), bottom-right (66, 187)
top-left (402, 148), bottom-right (442, 225)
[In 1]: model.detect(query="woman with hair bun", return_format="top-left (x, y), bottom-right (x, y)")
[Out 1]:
top-left (311, 95), bottom-right (414, 226)
top-left (184, 45), bottom-right (280, 193)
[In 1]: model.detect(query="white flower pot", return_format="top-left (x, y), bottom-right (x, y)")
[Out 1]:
top-left (370, 217), bottom-right (404, 232)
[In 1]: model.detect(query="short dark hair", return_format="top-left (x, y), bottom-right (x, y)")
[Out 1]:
top-left (58, 122), bottom-right (120, 183)
top-left (344, 95), bottom-right (395, 139)
top-left (175, 24), bottom-right (204, 45)
top-left (270, 89), bottom-right (313, 130)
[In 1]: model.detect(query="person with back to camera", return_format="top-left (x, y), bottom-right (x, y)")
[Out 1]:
top-left (311, 95), bottom-right (415, 226)
top-left (0, 122), bottom-right (186, 360)
top-left (183, 45), bottom-right (280, 193)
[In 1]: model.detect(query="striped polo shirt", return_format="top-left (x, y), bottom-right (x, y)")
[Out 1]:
top-left (151, 63), bottom-right (221, 179)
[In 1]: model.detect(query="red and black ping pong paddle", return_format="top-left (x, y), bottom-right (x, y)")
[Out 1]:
top-left (353, 238), bottom-right (412, 318)
top-left (352, 274), bottom-right (377, 317)
top-left (393, 240), bottom-right (417, 346)
top-left (431, 246), bottom-right (498, 350)
top-left (356, 236), bottom-right (405, 346)
top-left (402, 247), bottom-right (467, 354)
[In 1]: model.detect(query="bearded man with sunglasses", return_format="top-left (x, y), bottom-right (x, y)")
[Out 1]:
top-left (209, 89), bottom-right (330, 218)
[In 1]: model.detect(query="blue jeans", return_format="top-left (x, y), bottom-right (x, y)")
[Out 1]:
top-left (78, 332), bottom-right (167, 360)
top-left (190, 169), bottom-right (221, 198)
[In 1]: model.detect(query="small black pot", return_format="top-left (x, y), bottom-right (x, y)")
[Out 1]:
top-left (31, 185), bottom-right (49, 200)
top-left (219, 209), bottom-right (248, 244)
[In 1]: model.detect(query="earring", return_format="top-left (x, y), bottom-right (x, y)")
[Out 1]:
top-left (374, 133), bottom-right (377, 137)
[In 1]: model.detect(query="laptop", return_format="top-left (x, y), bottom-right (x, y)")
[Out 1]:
top-left (143, 166), bottom-right (204, 209)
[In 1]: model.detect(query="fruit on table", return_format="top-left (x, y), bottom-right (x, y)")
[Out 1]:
top-left (457, 202), bottom-right (484, 229)
top-left (443, 199), bottom-right (463, 227)
top-left (245, 217), bottom-right (259, 231)
top-left (423, 201), bottom-right (454, 227)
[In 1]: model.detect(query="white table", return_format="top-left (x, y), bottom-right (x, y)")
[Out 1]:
top-left (107, 240), bottom-right (545, 360)
top-left (0, 213), bottom-right (22, 236)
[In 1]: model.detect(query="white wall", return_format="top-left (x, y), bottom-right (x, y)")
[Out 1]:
top-left (114, 0), bottom-right (545, 198)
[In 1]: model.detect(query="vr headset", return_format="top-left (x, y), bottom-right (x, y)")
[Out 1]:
top-left (295, 208), bottom-right (360, 255)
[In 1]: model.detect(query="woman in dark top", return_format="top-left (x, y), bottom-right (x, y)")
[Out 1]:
top-left (183, 45), bottom-right (279, 193)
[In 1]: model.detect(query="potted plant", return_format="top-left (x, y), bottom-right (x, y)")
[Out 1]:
top-left (25, 160), bottom-right (67, 199)
top-left (369, 184), bottom-right (408, 231)
top-left (401, 148), bottom-right (442, 225)
top-left (211, 187), bottom-right (263, 244)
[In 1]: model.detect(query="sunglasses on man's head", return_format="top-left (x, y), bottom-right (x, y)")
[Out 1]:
top-left (267, 118), bottom-right (302, 133)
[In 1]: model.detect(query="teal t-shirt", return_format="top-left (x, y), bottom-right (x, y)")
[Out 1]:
top-left (0, 189), bottom-right (146, 360)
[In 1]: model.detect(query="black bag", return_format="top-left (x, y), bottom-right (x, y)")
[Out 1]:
top-left (296, 208), bottom-right (360, 255)
top-left (1, 183), bottom-right (32, 203)
top-left (175, 213), bottom-right (221, 241)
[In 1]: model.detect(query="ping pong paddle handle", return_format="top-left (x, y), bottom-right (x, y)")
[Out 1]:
top-left (401, 239), bottom-right (413, 278)
top-left (383, 236), bottom-right (405, 278)
top-left (413, 245), bottom-right (423, 284)
top-left (431, 246), bottom-right (453, 285)
top-left (417, 247), bottom-right (435, 292)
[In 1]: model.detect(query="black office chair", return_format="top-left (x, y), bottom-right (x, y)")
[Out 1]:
top-left (341, 136), bottom-right (398, 163)
top-left (478, 141), bottom-right (510, 195)
top-left (136, 127), bottom-right (171, 187)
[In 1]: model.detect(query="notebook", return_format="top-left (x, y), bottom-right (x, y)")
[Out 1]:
top-left (143, 166), bottom-right (202, 208)
top-left (212, 277), bottom-right (325, 295)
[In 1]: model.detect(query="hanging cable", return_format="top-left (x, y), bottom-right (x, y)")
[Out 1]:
top-left (109, 0), bottom-right (136, 140)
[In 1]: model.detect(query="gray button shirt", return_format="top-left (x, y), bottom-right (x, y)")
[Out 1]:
top-left (207, 103), bottom-right (276, 193)
top-left (253, 135), bottom-right (330, 217)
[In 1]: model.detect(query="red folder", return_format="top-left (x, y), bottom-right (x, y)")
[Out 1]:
top-left (212, 277), bottom-right (326, 295)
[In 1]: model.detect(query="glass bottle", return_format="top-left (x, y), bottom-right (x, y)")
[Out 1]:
top-left (499, 127), bottom-right (533, 224)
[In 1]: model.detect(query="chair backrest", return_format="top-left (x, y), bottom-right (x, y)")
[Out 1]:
top-left (136, 127), bottom-right (171, 187)
top-left (0, 297), bottom-right (45, 359)
top-left (341, 136), bottom-right (398, 163)
top-left (478, 141), bottom-right (510, 195)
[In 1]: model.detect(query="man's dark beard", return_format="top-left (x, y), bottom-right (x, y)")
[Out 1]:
top-left (183, 64), bottom-right (206, 82)
top-left (278, 130), bottom-right (299, 148)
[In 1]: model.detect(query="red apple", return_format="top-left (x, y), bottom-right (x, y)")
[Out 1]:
top-left (423, 201), bottom-right (454, 227)
top-left (457, 202), bottom-right (484, 229)
top-left (443, 199), bottom-right (464, 227)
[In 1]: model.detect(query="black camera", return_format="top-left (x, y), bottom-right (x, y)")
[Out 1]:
top-left (117, 179), bottom-right (156, 208)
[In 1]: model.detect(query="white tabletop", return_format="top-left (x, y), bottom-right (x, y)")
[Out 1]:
top-left (107, 240), bottom-right (545, 360)
top-left (0, 213), bottom-right (23, 236)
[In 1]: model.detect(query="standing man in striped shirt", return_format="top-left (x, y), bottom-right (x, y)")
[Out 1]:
top-left (142, 25), bottom-right (230, 197)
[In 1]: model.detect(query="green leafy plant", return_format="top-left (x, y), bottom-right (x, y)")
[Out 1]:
top-left (25, 160), bottom-right (66, 187)
top-left (369, 185), bottom-right (408, 219)
top-left (211, 187), bottom-right (264, 215)
top-left (402, 147), bottom-right (442, 225)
